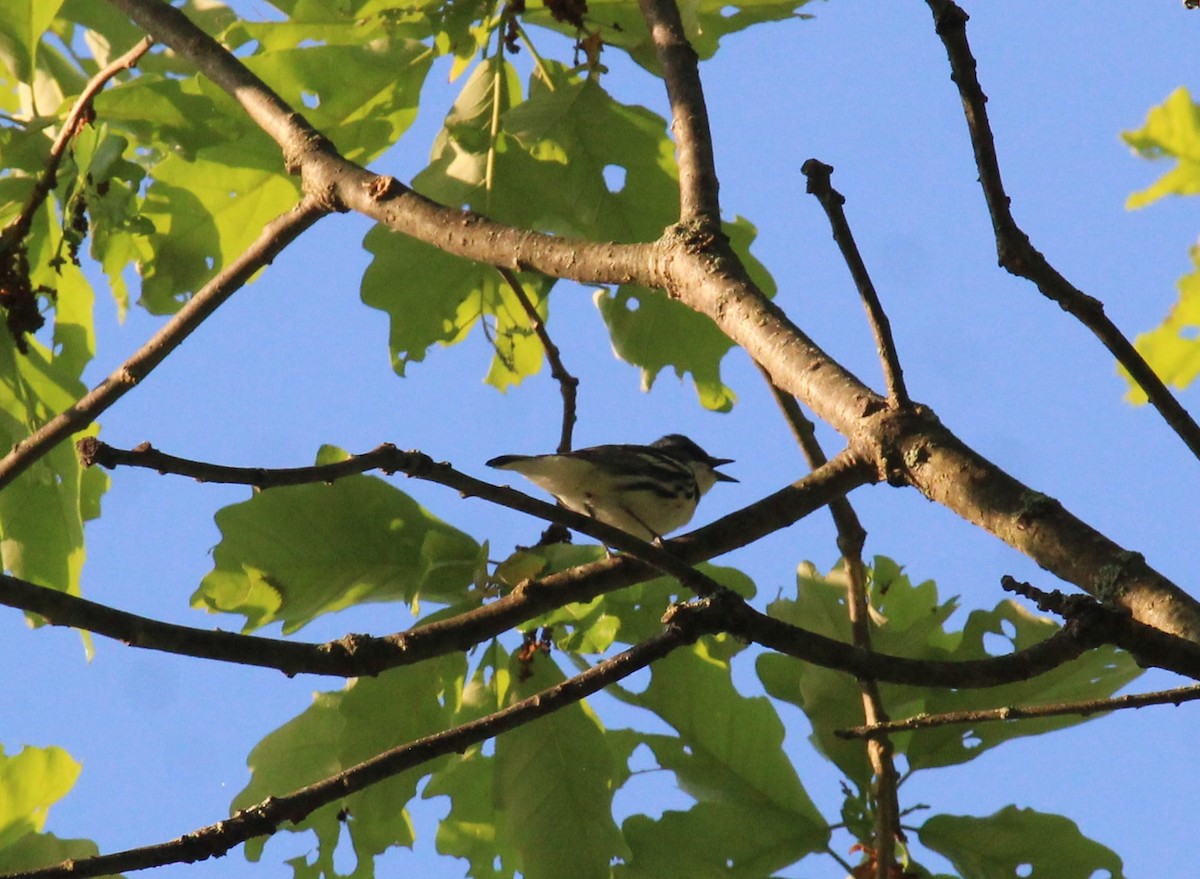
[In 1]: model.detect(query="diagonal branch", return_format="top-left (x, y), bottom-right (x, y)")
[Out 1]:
top-left (105, 0), bottom-right (657, 288)
top-left (0, 616), bottom-right (699, 879)
top-left (0, 198), bottom-right (327, 492)
top-left (496, 266), bottom-right (578, 453)
top-left (801, 158), bottom-right (911, 408)
top-left (636, 0), bottom-right (721, 223)
top-left (925, 0), bottom-right (1200, 462)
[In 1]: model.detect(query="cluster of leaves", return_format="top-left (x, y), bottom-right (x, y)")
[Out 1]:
top-left (0, 0), bottom-right (1157, 877)
top-left (1122, 87), bottom-right (1200, 399)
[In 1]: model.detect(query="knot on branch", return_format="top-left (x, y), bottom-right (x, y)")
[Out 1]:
top-left (662, 588), bottom-right (744, 641)
top-left (854, 402), bottom-right (939, 487)
top-left (799, 158), bottom-right (845, 206)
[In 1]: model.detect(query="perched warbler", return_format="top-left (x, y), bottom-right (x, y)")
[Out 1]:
top-left (486, 434), bottom-right (736, 541)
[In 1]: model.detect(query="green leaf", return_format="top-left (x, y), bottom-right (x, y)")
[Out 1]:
top-left (136, 141), bottom-right (302, 313)
top-left (193, 446), bottom-right (484, 633)
top-left (0, 0), bottom-right (65, 83)
top-left (92, 74), bottom-right (247, 160)
top-left (756, 558), bottom-right (1141, 785)
top-left (0, 744), bottom-right (99, 873)
top-left (361, 228), bottom-right (553, 389)
top-left (1122, 243), bottom-right (1200, 402)
top-left (0, 332), bottom-right (105, 602)
top-left (72, 127), bottom-right (152, 320)
top-left (492, 653), bottom-right (628, 879)
top-left (233, 653), bottom-right (466, 875)
top-left (501, 72), bottom-right (679, 241)
top-left (523, 0), bottom-right (813, 72)
top-left (920, 806), bottom-right (1125, 879)
top-left (238, 34), bottom-right (433, 164)
top-left (531, 559), bottom-right (756, 651)
top-left (1123, 86), bottom-right (1200, 209)
top-left (595, 218), bottom-right (771, 412)
top-left (422, 650), bottom-right (517, 879)
top-left (0, 745), bottom-right (79, 842)
top-left (615, 639), bottom-right (829, 876)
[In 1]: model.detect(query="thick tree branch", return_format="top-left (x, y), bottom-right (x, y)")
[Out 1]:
top-left (801, 158), bottom-right (911, 408)
top-left (650, 232), bottom-right (1200, 640)
top-left (0, 199), bottom-right (327, 492)
top-left (925, 0), bottom-right (1200, 462)
top-left (0, 618), bottom-right (698, 879)
top-left (637, 0), bottom-right (721, 223)
top-left (105, 0), bottom-right (658, 288)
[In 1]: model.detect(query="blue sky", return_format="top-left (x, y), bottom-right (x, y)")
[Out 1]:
top-left (5, 1), bottom-right (1199, 877)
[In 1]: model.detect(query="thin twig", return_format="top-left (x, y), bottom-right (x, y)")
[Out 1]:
top-left (0, 199), bottom-right (327, 492)
top-left (926, 0), bottom-right (1200, 462)
top-left (636, 0), bottom-right (721, 223)
top-left (800, 159), bottom-right (910, 408)
top-left (760, 368), bottom-right (900, 877)
top-left (0, 618), bottom-right (699, 879)
top-left (0, 36), bottom-right (154, 261)
top-left (837, 683), bottom-right (1200, 740)
top-left (75, 439), bottom-right (740, 603)
top-left (496, 266), bottom-right (578, 453)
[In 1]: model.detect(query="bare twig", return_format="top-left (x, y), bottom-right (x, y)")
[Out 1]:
top-left (926, 0), bottom-right (1200, 461)
top-left (0, 198), bottom-right (327, 492)
top-left (0, 617), bottom-right (699, 879)
top-left (837, 683), bottom-right (1200, 740)
top-left (81, 438), bottom-right (876, 562)
top-left (496, 266), bottom-right (578, 453)
top-left (800, 159), bottom-right (910, 409)
top-left (636, 0), bottom-right (721, 223)
top-left (76, 438), bottom-right (845, 604)
top-left (0, 36), bottom-right (154, 261)
top-left (761, 370), bottom-right (900, 877)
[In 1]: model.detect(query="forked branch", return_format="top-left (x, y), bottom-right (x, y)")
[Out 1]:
top-left (926, 0), bottom-right (1200, 461)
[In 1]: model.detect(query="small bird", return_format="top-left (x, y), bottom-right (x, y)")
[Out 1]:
top-left (486, 434), bottom-right (736, 541)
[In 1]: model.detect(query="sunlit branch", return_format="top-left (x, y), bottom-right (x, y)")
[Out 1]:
top-left (636, 0), bottom-right (721, 223)
top-left (925, 0), bottom-right (1200, 462)
top-left (496, 266), bottom-right (579, 453)
top-left (836, 683), bottom-right (1200, 740)
top-left (0, 617), bottom-right (699, 879)
top-left (0, 199), bottom-right (328, 492)
top-left (105, 0), bottom-right (659, 289)
top-left (800, 158), bottom-right (911, 408)
top-left (0, 36), bottom-right (154, 261)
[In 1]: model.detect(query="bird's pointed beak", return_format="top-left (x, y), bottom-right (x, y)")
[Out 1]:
top-left (711, 458), bottom-right (737, 483)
